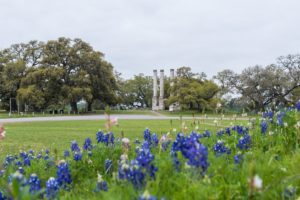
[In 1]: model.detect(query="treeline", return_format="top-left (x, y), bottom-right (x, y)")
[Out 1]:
top-left (214, 54), bottom-right (300, 111)
top-left (0, 38), bottom-right (117, 113)
top-left (1, 38), bottom-right (299, 113)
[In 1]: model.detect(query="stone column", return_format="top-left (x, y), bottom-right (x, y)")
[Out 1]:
top-left (159, 69), bottom-right (164, 110)
top-left (152, 70), bottom-right (158, 110)
top-left (170, 69), bottom-right (175, 88)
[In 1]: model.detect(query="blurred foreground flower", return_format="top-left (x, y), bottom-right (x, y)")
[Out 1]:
top-left (249, 174), bottom-right (263, 191)
top-left (0, 124), bottom-right (6, 141)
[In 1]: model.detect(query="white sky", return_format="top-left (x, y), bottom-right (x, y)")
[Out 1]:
top-left (1, 0), bottom-right (299, 78)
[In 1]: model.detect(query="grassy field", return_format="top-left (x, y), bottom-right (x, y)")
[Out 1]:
top-left (0, 112), bottom-right (299, 199)
top-left (0, 118), bottom-right (248, 161)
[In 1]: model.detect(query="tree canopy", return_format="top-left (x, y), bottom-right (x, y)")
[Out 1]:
top-left (0, 38), bottom-right (117, 112)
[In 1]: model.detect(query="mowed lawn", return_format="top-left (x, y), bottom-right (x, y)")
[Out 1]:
top-left (0, 118), bottom-right (249, 161)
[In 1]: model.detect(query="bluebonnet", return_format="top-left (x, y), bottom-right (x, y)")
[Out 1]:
top-left (15, 160), bottom-right (22, 167)
top-left (118, 157), bottom-right (145, 188)
top-left (18, 167), bottom-right (24, 174)
top-left (0, 191), bottom-right (6, 200)
top-left (45, 149), bottom-right (50, 154)
top-left (202, 130), bottom-right (211, 137)
top-left (234, 153), bottom-right (243, 164)
top-left (105, 159), bottom-right (113, 173)
top-left (95, 181), bottom-right (108, 192)
top-left (88, 151), bottom-right (93, 157)
top-left (94, 174), bottom-right (108, 192)
top-left (23, 157), bottom-right (31, 166)
top-left (216, 130), bottom-right (224, 137)
top-left (36, 153), bottom-right (42, 159)
top-left (160, 135), bottom-right (171, 151)
top-left (4, 154), bottom-right (15, 167)
top-left (143, 128), bottom-right (151, 143)
top-left (171, 132), bottom-right (209, 173)
top-left (44, 154), bottom-right (49, 160)
top-left (56, 161), bottom-right (72, 189)
top-left (28, 174), bottom-right (41, 194)
top-left (236, 134), bottom-right (252, 150)
top-left (109, 132), bottom-right (115, 144)
top-left (73, 152), bottom-right (82, 161)
top-left (276, 112), bottom-right (286, 126)
top-left (96, 131), bottom-right (104, 143)
top-left (262, 110), bottom-right (274, 122)
top-left (83, 138), bottom-right (93, 151)
top-left (64, 150), bottom-right (70, 158)
top-left (46, 177), bottom-right (59, 200)
top-left (213, 140), bottom-right (230, 156)
top-left (28, 149), bottom-right (34, 155)
top-left (97, 132), bottom-right (114, 146)
top-left (151, 133), bottom-right (159, 146)
top-left (260, 121), bottom-right (268, 134)
top-left (71, 141), bottom-right (80, 152)
top-left (102, 134), bottom-right (110, 145)
top-left (225, 127), bottom-right (231, 135)
top-left (232, 125), bottom-right (248, 135)
top-left (136, 143), bottom-right (157, 178)
top-left (296, 101), bottom-right (300, 111)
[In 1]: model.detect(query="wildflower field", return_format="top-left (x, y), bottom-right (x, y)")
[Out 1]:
top-left (0, 109), bottom-right (300, 199)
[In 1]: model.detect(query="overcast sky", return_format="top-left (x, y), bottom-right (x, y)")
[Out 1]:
top-left (1, 0), bottom-right (299, 78)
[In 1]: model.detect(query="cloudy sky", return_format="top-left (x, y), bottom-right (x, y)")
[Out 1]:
top-left (1, 0), bottom-right (299, 78)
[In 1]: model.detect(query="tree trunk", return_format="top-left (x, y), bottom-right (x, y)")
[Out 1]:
top-left (87, 101), bottom-right (93, 112)
top-left (70, 102), bottom-right (78, 113)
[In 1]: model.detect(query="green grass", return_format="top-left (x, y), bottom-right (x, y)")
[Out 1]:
top-left (0, 113), bottom-right (300, 199)
top-left (0, 110), bottom-right (156, 119)
top-left (0, 119), bottom-right (248, 161)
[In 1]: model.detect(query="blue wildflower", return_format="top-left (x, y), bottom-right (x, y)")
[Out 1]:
top-left (94, 174), bottom-right (108, 192)
top-left (151, 133), bottom-right (159, 146)
top-left (234, 153), bottom-right (243, 164)
top-left (18, 167), bottom-right (24, 174)
top-left (262, 110), bottom-right (274, 122)
top-left (46, 177), bottom-right (59, 200)
top-left (105, 159), bottom-right (113, 173)
top-left (37, 153), bottom-right (42, 159)
top-left (0, 191), bottom-right (6, 200)
top-left (70, 141), bottom-right (80, 152)
top-left (64, 150), bottom-right (70, 158)
top-left (236, 134), bottom-right (252, 150)
top-left (23, 157), bottom-right (31, 166)
top-left (296, 101), bottom-right (300, 111)
top-left (216, 130), bottom-right (224, 137)
top-left (144, 128), bottom-right (151, 143)
top-left (96, 131), bottom-right (104, 143)
top-left (83, 138), bottom-right (93, 151)
top-left (56, 161), bottom-right (72, 189)
top-left (28, 174), bottom-right (41, 194)
top-left (202, 130), bottom-right (211, 137)
top-left (213, 140), bottom-right (230, 156)
top-left (260, 121), bottom-right (268, 134)
top-left (276, 112), bottom-right (286, 126)
top-left (45, 149), bottom-right (50, 154)
top-left (73, 152), bottom-right (82, 161)
top-left (225, 127), bottom-right (231, 135)
top-left (109, 132), bottom-right (115, 144)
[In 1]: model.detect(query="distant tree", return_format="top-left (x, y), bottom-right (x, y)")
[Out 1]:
top-left (0, 38), bottom-right (117, 112)
top-left (118, 75), bottom-right (153, 107)
top-left (214, 54), bottom-right (300, 110)
top-left (168, 67), bottom-right (219, 111)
